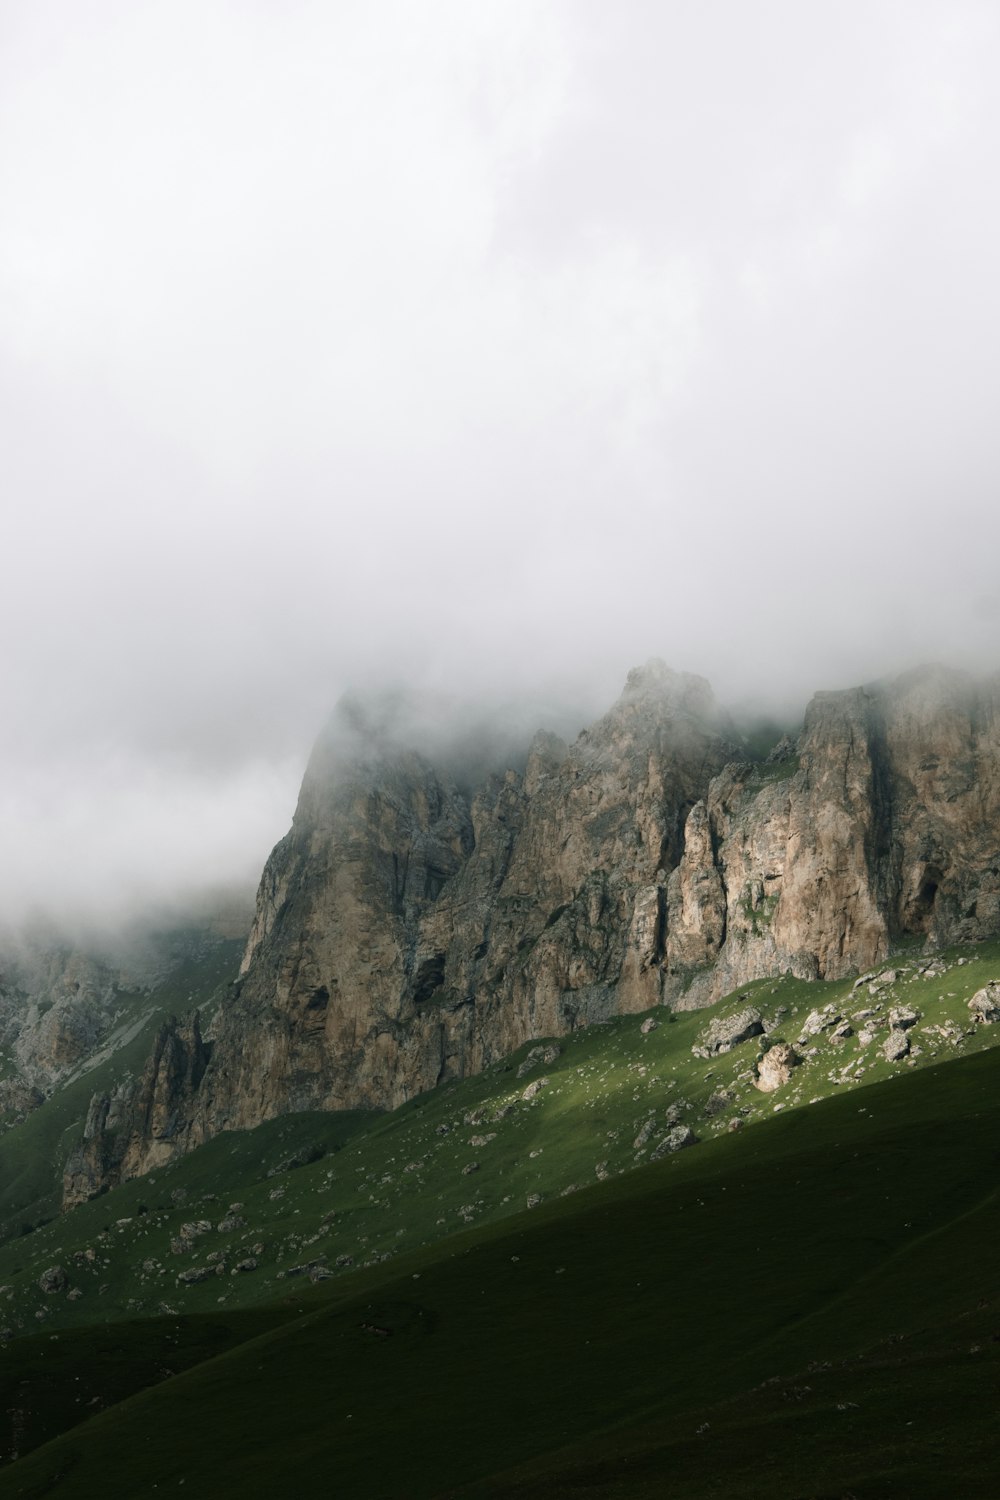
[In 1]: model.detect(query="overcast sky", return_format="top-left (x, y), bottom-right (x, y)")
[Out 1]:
top-left (3, 0), bottom-right (1000, 928)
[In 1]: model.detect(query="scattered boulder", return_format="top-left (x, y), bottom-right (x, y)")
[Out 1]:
top-left (526, 1193), bottom-right (542, 1208)
top-left (969, 984), bottom-right (1000, 1023)
top-left (883, 1029), bottom-right (910, 1062)
top-left (633, 1115), bottom-right (658, 1150)
top-left (37, 1266), bottom-right (67, 1295)
top-left (516, 1044), bottom-right (561, 1077)
top-left (232, 1258), bottom-right (258, 1275)
top-left (461, 1161), bottom-right (479, 1175)
top-left (640, 1017), bottom-right (658, 1035)
top-left (217, 1214), bottom-right (247, 1233)
top-left (179, 1220), bottom-right (213, 1241)
top-left (888, 1006), bottom-right (920, 1031)
top-left (177, 1267), bottom-right (212, 1285)
top-left (755, 1043), bottom-right (800, 1093)
top-left (797, 1007), bottom-right (842, 1043)
top-left (649, 1125), bottom-right (697, 1159)
top-left (521, 1077), bottom-right (549, 1102)
top-left (694, 1006), bottom-right (764, 1058)
top-left (829, 1021), bottom-right (854, 1044)
top-left (704, 1090), bottom-right (734, 1116)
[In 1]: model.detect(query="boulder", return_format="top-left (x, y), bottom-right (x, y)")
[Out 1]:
top-left (37, 1265), bottom-right (67, 1295)
top-left (969, 983), bottom-right (1000, 1023)
top-left (177, 1266), bottom-right (212, 1284)
top-left (649, 1125), bottom-right (697, 1159)
top-left (696, 1006), bottom-right (764, 1058)
top-left (798, 1007), bottom-right (839, 1042)
top-left (755, 1043), bottom-right (800, 1093)
top-left (883, 1029), bottom-right (910, 1062)
top-left (517, 1043), bottom-right (561, 1077)
top-left (179, 1220), bottom-right (213, 1240)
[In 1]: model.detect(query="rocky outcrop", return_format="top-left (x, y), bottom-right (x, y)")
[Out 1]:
top-left (0, 951), bottom-right (126, 1096)
top-left (183, 662), bottom-right (734, 1142)
top-left (64, 661), bottom-right (1000, 1199)
top-left (62, 1014), bottom-right (210, 1207)
top-left (668, 665), bottom-right (1000, 1003)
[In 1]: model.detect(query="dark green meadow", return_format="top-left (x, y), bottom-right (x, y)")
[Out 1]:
top-left (2, 1036), bottom-right (999, 1497)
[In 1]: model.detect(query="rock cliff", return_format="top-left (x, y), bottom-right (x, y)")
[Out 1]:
top-left (64, 661), bottom-right (1000, 1202)
top-left (668, 665), bottom-right (1000, 1003)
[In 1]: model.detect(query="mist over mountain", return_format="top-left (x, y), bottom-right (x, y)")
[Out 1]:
top-left (3, 0), bottom-right (1000, 926)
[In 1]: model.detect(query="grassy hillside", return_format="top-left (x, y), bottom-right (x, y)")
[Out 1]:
top-left (0, 941), bottom-right (242, 1246)
top-left (1, 941), bottom-right (997, 1341)
top-left (2, 1041), bottom-right (999, 1497)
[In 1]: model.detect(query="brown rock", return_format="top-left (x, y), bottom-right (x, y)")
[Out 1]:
top-left (755, 1043), bottom-right (800, 1092)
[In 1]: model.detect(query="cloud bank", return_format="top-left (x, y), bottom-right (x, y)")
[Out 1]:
top-left (2, 0), bottom-right (999, 923)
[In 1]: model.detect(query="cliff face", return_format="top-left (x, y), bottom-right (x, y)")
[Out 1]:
top-left (62, 1014), bottom-right (210, 1207)
top-left (668, 666), bottom-right (1000, 1003)
top-left (64, 661), bottom-right (1000, 1202)
top-left (179, 662), bottom-right (734, 1142)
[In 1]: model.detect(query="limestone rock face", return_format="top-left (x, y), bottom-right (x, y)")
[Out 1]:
top-left (63, 661), bottom-right (1000, 1198)
top-left (188, 662), bottom-right (734, 1141)
top-left (668, 666), bottom-right (1000, 1004)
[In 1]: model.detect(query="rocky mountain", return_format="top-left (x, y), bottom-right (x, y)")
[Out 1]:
top-left (63, 660), bottom-right (1000, 1203)
top-left (0, 916), bottom-right (249, 1148)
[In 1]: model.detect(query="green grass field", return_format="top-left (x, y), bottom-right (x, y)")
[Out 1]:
top-left (1, 941), bottom-right (999, 1494)
top-left (2, 1041), bottom-right (999, 1497)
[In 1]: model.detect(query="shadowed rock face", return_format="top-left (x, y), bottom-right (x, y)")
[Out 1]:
top-left (62, 1014), bottom-right (210, 1206)
top-left (63, 661), bottom-right (1000, 1201)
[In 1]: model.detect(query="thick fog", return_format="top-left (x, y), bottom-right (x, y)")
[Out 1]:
top-left (3, 0), bottom-right (999, 927)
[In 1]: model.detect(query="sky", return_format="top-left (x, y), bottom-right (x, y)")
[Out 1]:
top-left (2, 0), bottom-right (1000, 927)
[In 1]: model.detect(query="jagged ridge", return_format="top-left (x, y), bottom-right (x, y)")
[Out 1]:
top-left (67, 661), bottom-right (1000, 1201)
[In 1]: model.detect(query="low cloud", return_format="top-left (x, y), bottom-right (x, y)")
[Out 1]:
top-left (2, 1), bottom-right (999, 926)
